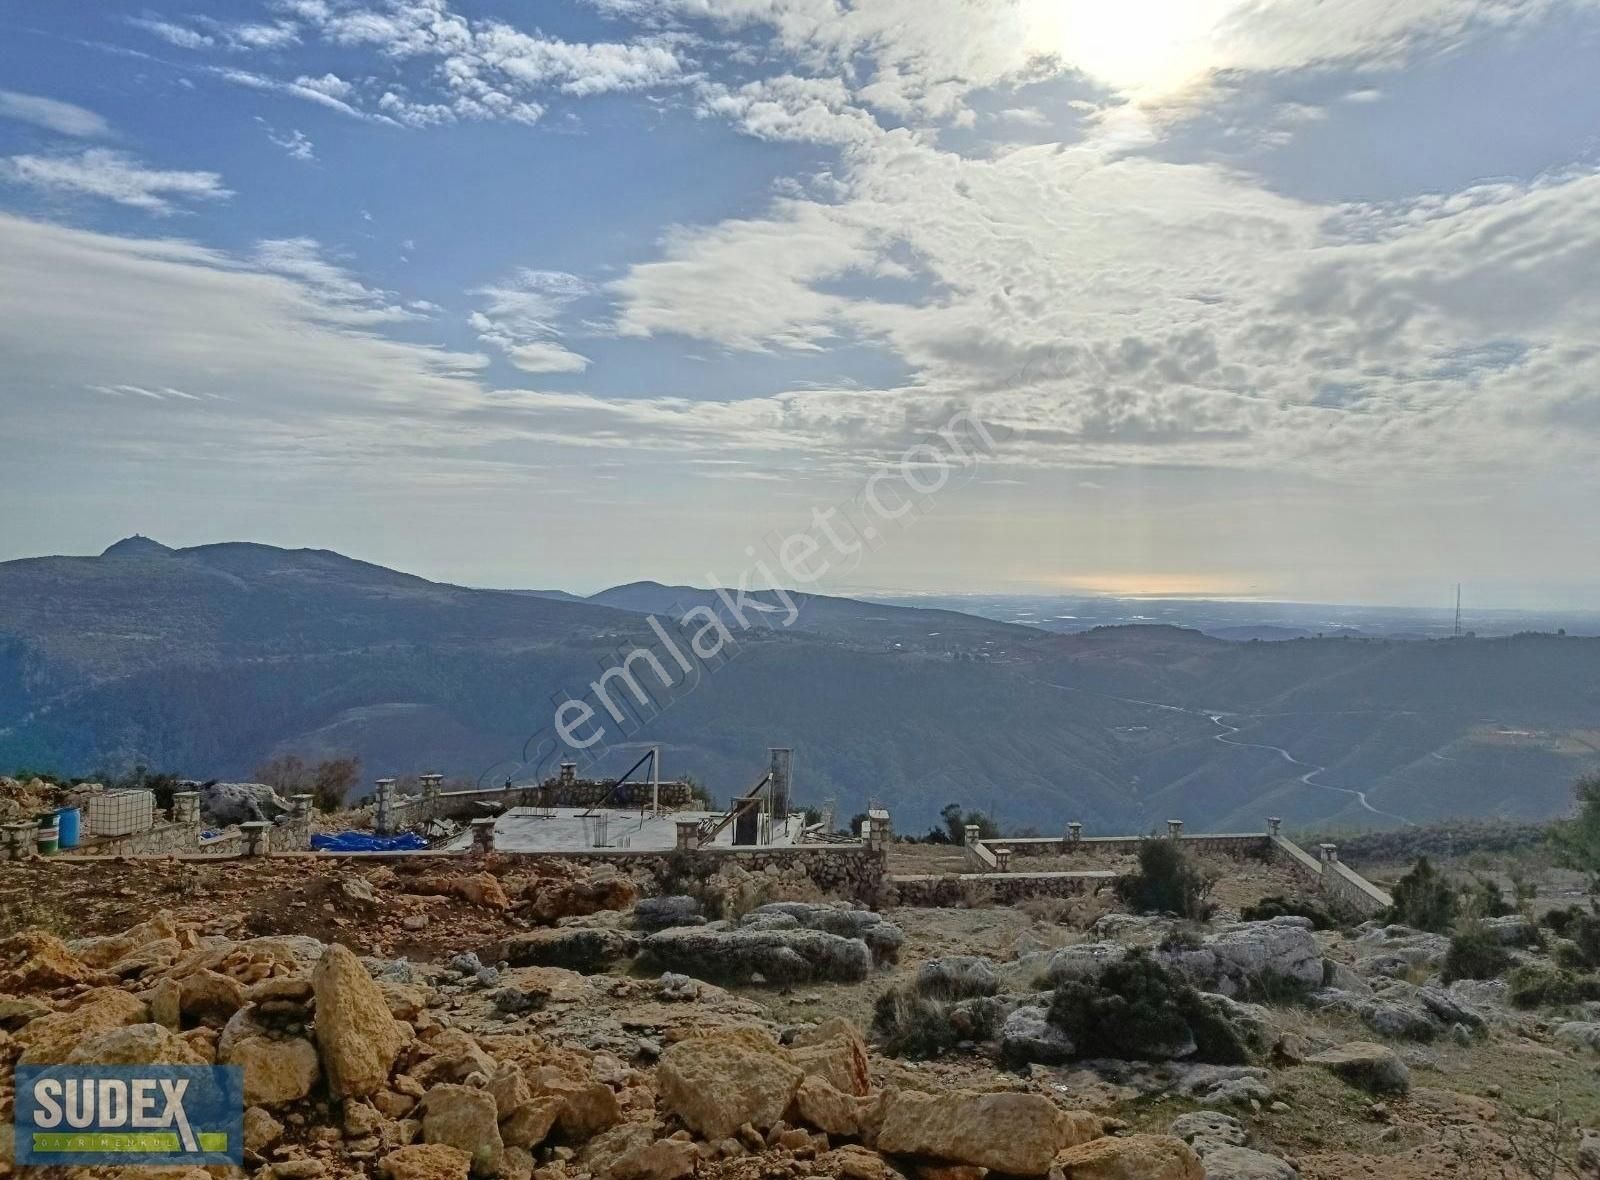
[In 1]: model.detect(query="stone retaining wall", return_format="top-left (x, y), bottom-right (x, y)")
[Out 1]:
top-left (892, 869), bottom-right (1114, 907)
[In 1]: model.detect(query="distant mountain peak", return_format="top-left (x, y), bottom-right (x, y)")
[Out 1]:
top-left (101, 535), bottom-right (175, 559)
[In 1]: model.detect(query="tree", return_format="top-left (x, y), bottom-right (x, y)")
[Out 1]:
top-left (311, 757), bottom-right (360, 813)
top-left (1385, 856), bottom-right (1458, 933)
top-left (1552, 770), bottom-right (1600, 889)
top-left (941, 802), bottom-right (998, 845)
top-left (254, 754), bottom-right (309, 794)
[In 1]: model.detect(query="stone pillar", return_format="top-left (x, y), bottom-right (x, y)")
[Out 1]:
top-left (866, 809), bottom-right (890, 851)
top-left (171, 791), bottom-right (201, 825)
top-left (1267, 816), bottom-right (1282, 838)
top-left (993, 847), bottom-right (1011, 873)
top-left (1067, 822), bottom-right (1083, 845)
top-left (675, 819), bottom-right (700, 851)
top-left (418, 774), bottom-right (444, 821)
top-left (559, 762), bottom-right (577, 787)
top-left (1320, 842), bottom-right (1339, 864)
top-left (470, 816), bottom-right (497, 855)
top-left (1167, 819), bottom-right (1184, 839)
top-left (373, 779), bottom-right (397, 835)
top-left (3, 822), bottom-right (37, 860)
top-left (963, 823), bottom-right (980, 848)
top-left (240, 821), bottom-right (271, 856)
top-left (290, 794), bottom-right (313, 818)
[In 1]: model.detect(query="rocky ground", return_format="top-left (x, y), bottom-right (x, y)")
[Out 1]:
top-left (1, 851), bottom-right (1598, 1180)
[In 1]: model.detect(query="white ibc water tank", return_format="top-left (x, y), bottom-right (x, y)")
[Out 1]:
top-left (86, 789), bottom-right (156, 837)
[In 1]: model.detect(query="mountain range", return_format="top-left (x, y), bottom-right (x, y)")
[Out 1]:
top-left (1, 537), bottom-right (1596, 834)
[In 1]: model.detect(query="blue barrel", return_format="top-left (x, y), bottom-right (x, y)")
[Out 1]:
top-left (55, 807), bottom-right (81, 849)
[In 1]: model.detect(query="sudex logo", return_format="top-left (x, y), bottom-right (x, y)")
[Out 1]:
top-left (14, 1065), bottom-right (243, 1166)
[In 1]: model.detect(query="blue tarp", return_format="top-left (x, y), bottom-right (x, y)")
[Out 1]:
top-left (310, 831), bottom-right (429, 853)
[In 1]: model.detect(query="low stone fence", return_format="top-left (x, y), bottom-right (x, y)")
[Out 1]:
top-left (1269, 834), bottom-right (1391, 917)
top-left (893, 869), bottom-right (1114, 907)
top-left (890, 822), bottom-right (1391, 916)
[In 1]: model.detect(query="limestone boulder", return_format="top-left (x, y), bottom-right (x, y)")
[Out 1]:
top-left (500, 1097), bottom-right (563, 1149)
top-left (643, 927), bottom-right (871, 985)
top-left (222, 1032), bottom-right (321, 1107)
top-left (792, 1074), bottom-right (867, 1136)
top-left (65, 1023), bottom-right (208, 1065)
top-left (876, 1090), bottom-right (1100, 1175)
top-left (1193, 1145), bottom-right (1298, 1180)
top-left (789, 1018), bottom-right (872, 1096)
top-left (180, 969), bottom-right (248, 1023)
top-left (379, 1144), bottom-right (473, 1180)
top-left (420, 1084), bottom-right (504, 1176)
top-left (14, 987), bottom-right (147, 1064)
top-left (605, 1138), bottom-right (699, 1180)
top-left (0, 929), bottom-right (109, 992)
top-left (655, 1031), bottom-right (803, 1139)
top-left (1307, 1042), bottom-right (1410, 1095)
top-left (313, 943), bottom-right (406, 1099)
top-left (1052, 1135), bottom-right (1203, 1180)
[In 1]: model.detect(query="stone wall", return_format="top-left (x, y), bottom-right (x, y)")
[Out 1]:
top-left (991, 834), bottom-right (1273, 859)
top-left (1267, 834), bottom-right (1392, 918)
top-left (892, 870), bottom-right (1114, 907)
top-left (497, 844), bottom-right (889, 905)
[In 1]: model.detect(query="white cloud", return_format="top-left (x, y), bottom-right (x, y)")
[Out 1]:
top-left (256, 120), bottom-right (316, 161)
top-left (263, 0), bottom-right (685, 125)
top-left (0, 91), bottom-right (110, 138)
top-left (129, 17), bottom-right (216, 49)
top-left (471, 269), bottom-right (593, 373)
top-left (0, 148), bottom-right (231, 214)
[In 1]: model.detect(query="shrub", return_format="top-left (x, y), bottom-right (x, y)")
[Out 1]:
top-left (1542, 905), bottom-right (1600, 971)
top-left (871, 986), bottom-right (1001, 1058)
top-left (941, 802), bottom-right (999, 845)
top-left (1240, 894), bottom-right (1338, 930)
top-left (1443, 921), bottom-right (1512, 983)
top-left (1507, 964), bottom-right (1600, 1009)
top-left (1046, 951), bottom-right (1250, 1064)
top-left (1385, 857), bottom-right (1458, 933)
top-left (1116, 839), bottom-right (1215, 920)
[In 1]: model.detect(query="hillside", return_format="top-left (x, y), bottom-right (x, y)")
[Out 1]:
top-left (1, 539), bottom-right (1596, 832)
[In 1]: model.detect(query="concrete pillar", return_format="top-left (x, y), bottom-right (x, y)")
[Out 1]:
top-left (675, 819), bottom-right (700, 851)
top-left (866, 809), bottom-right (890, 851)
top-left (240, 821), bottom-right (271, 856)
top-left (1267, 816), bottom-right (1282, 838)
top-left (1167, 819), bottom-right (1184, 839)
top-left (1067, 821), bottom-right (1083, 845)
top-left (993, 847), bottom-right (1011, 873)
top-left (171, 791), bottom-right (200, 825)
top-left (1320, 842), bottom-right (1339, 863)
top-left (963, 823), bottom-right (980, 848)
top-left (559, 762), bottom-right (577, 787)
top-left (289, 794), bottom-right (313, 818)
top-left (3, 822), bottom-right (37, 860)
top-left (373, 779), bottom-right (397, 835)
top-left (469, 816), bottom-right (496, 854)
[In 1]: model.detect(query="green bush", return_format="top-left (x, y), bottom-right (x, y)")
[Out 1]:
top-left (1542, 905), bottom-right (1600, 971)
top-left (1442, 921), bottom-right (1512, 983)
top-left (1116, 839), bottom-right (1215, 920)
top-left (1240, 894), bottom-right (1338, 930)
top-left (1507, 964), bottom-right (1600, 1009)
top-left (871, 986), bottom-right (1001, 1058)
top-left (1384, 857), bottom-right (1458, 933)
top-left (1046, 951), bottom-right (1250, 1064)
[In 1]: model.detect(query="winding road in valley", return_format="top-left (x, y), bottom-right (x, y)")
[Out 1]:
top-left (1033, 678), bottom-right (1415, 826)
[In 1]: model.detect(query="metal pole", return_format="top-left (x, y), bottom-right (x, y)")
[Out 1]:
top-left (651, 747), bottom-right (660, 817)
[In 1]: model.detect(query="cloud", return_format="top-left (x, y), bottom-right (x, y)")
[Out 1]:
top-left (470, 269), bottom-right (593, 373)
top-left (0, 148), bottom-right (231, 214)
top-left (203, 0), bottom-right (686, 127)
top-left (263, 125), bottom-right (316, 162)
top-left (252, 237), bottom-right (419, 321)
top-left (0, 91), bottom-right (110, 138)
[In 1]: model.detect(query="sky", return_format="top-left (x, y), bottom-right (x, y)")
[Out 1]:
top-left (2, 1), bottom-right (1600, 608)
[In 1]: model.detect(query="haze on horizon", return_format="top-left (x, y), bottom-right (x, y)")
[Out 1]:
top-left (3, 1), bottom-right (1600, 612)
